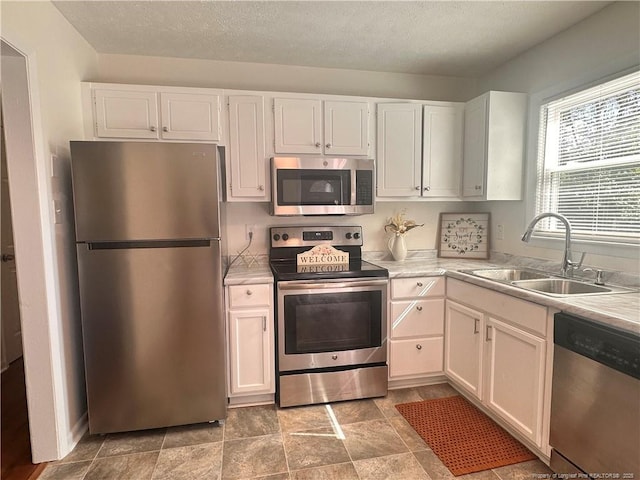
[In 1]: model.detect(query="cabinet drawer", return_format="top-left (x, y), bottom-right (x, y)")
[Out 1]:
top-left (391, 277), bottom-right (444, 299)
top-left (390, 299), bottom-right (444, 338)
top-left (228, 284), bottom-right (271, 308)
top-left (389, 337), bottom-right (443, 377)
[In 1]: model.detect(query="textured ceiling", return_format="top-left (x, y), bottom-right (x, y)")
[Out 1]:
top-left (52, 1), bottom-right (611, 77)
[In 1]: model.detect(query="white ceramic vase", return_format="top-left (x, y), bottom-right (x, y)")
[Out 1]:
top-left (388, 234), bottom-right (407, 261)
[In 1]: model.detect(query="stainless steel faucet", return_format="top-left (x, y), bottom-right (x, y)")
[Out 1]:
top-left (521, 212), bottom-right (584, 277)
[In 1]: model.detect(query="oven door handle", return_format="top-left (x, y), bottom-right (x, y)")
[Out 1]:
top-left (278, 279), bottom-right (388, 290)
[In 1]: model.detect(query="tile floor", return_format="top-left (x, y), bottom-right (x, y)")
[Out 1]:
top-left (38, 384), bottom-right (554, 480)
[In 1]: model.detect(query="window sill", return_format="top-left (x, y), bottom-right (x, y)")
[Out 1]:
top-left (528, 233), bottom-right (639, 260)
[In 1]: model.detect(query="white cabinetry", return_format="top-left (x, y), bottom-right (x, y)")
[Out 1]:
top-left (226, 95), bottom-right (268, 201)
top-left (84, 83), bottom-right (222, 142)
top-left (462, 91), bottom-right (527, 200)
top-left (274, 98), bottom-right (369, 155)
top-left (226, 283), bottom-right (275, 401)
top-left (445, 278), bottom-right (548, 447)
top-left (388, 277), bottom-right (445, 386)
top-left (376, 102), bottom-right (463, 199)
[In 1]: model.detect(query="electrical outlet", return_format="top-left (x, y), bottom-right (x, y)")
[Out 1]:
top-left (245, 224), bottom-right (255, 241)
top-left (496, 224), bottom-right (504, 240)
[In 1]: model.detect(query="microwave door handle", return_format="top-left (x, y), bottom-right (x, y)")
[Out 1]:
top-left (351, 168), bottom-right (357, 206)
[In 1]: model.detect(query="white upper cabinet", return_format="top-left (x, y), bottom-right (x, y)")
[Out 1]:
top-left (274, 98), bottom-right (369, 155)
top-left (226, 95), bottom-right (268, 200)
top-left (462, 91), bottom-right (527, 200)
top-left (87, 83), bottom-right (222, 142)
top-left (160, 92), bottom-right (221, 141)
top-left (94, 89), bottom-right (159, 139)
top-left (377, 102), bottom-right (463, 199)
top-left (422, 104), bottom-right (464, 198)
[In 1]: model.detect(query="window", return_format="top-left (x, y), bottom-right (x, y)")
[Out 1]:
top-left (536, 71), bottom-right (640, 244)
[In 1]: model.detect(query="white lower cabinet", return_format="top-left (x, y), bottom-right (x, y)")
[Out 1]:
top-left (388, 277), bottom-right (445, 384)
top-left (226, 284), bottom-right (275, 399)
top-left (445, 278), bottom-right (548, 448)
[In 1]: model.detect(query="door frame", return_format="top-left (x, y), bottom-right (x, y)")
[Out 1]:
top-left (1, 39), bottom-right (66, 462)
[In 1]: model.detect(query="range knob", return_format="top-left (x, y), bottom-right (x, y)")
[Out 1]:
top-left (345, 232), bottom-right (353, 239)
top-left (273, 234), bottom-right (280, 241)
top-left (282, 233), bottom-right (289, 241)
top-left (353, 232), bottom-right (361, 240)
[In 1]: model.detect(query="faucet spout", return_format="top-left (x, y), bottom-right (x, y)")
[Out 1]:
top-left (521, 212), bottom-right (580, 277)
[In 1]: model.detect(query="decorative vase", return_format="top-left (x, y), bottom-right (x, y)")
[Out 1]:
top-left (388, 234), bottom-right (407, 261)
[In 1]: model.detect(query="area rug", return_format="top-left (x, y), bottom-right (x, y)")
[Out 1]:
top-left (395, 395), bottom-right (536, 476)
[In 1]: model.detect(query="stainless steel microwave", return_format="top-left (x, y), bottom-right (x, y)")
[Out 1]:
top-left (271, 157), bottom-right (375, 216)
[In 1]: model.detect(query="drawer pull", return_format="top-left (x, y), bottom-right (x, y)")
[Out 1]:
top-left (486, 325), bottom-right (492, 342)
top-left (416, 306), bottom-right (423, 311)
top-left (416, 344), bottom-right (423, 350)
top-left (416, 282), bottom-right (423, 287)
top-left (246, 290), bottom-right (253, 296)
top-left (263, 317), bottom-right (266, 332)
top-left (473, 318), bottom-right (479, 334)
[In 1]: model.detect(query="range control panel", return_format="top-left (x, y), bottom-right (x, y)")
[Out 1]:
top-left (270, 226), bottom-right (362, 248)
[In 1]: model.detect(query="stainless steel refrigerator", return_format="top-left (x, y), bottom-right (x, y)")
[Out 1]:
top-left (70, 141), bottom-right (227, 434)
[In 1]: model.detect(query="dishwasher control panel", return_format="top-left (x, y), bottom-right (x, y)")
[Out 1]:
top-left (554, 312), bottom-right (640, 379)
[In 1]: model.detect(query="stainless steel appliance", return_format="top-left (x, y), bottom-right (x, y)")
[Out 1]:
top-left (70, 141), bottom-right (227, 434)
top-left (550, 312), bottom-right (639, 476)
top-left (271, 157), bottom-right (375, 216)
top-left (270, 226), bottom-right (388, 407)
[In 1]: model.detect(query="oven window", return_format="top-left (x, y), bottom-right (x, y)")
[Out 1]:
top-left (283, 291), bottom-right (382, 354)
top-left (277, 169), bottom-right (350, 206)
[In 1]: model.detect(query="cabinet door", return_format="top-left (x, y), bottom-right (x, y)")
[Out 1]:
top-left (228, 308), bottom-right (274, 395)
top-left (227, 95), bottom-right (267, 200)
top-left (484, 317), bottom-right (545, 446)
top-left (462, 93), bottom-right (488, 199)
top-left (160, 92), bottom-right (221, 141)
top-left (389, 337), bottom-right (443, 378)
top-left (444, 300), bottom-right (483, 399)
top-left (94, 89), bottom-right (159, 139)
top-left (422, 104), bottom-right (463, 198)
top-left (376, 103), bottom-right (422, 197)
top-left (324, 101), bottom-right (369, 156)
top-left (274, 98), bottom-right (322, 154)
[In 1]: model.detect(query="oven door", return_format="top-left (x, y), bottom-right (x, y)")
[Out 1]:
top-left (277, 278), bottom-right (388, 372)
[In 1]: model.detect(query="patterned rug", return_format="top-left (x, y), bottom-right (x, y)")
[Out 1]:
top-left (396, 395), bottom-right (537, 476)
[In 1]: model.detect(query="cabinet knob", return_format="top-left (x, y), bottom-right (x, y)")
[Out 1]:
top-left (162, 126), bottom-right (169, 132)
top-left (416, 344), bottom-right (422, 350)
top-left (258, 185), bottom-right (264, 191)
top-left (246, 290), bottom-right (253, 296)
top-left (416, 306), bottom-right (423, 311)
top-left (1, 253), bottom-right (15, 263)
top-left (325, 143), bottom-right (332, 148)
top-left (416, 282), bottom-right (423, 287)
top-left (475, 185), bottom-right (482, 190)
top-left (424, 186), bottom-right (430, 191)
top-left (315, 142), bottom-right (321, 148)
top-left (332, 354), bottom-right (338, 360)
top-left (415, 186), bottom-right (420, 190)
top-left (150, 126), bottom-right (157, 132)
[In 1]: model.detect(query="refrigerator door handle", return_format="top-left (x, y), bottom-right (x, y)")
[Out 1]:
top-left (86, 239), bottom-right (213, 250)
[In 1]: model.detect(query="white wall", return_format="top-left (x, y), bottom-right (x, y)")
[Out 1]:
top-left (477, 2), bottom-right (640, 274)
top-left (96, 53), bottom-right (476, 102)
top-left (1, 0), bottom-right (98, 461)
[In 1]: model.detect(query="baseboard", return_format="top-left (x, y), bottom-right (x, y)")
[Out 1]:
top-left (388, 374), bottom-right (447, 390)
top-left (62, 412), bottom-right (89, 459)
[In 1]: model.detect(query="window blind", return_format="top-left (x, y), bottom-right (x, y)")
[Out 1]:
top-left (536, 71), bottom-right (640, 241)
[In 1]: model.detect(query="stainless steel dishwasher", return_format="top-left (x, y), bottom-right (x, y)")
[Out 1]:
top-left (550, 312), bottom-right (639, 476)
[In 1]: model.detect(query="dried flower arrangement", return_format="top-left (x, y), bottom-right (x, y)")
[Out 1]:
top-left (384, 210), bottom-right (424, 236)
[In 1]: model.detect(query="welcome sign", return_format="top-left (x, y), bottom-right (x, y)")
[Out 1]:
top-left (296, 244), bottom-right (349, 266)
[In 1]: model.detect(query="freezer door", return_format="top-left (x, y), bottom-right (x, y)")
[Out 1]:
top-left (71, 141), bottom-right (221, 241)
top-left (77, 240), bottom-right (226, 433)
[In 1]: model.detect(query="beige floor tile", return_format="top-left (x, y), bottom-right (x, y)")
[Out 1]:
top-left (493, 459), bottom-right (554, 480)
top-left (282, 427), bottom-right (351, 471)
top-left (413, 449), bottom-right (504, 479)
top-left (387, 414), bottom-right (428, 451)
top-left (38, 461), bottom-right (92, 480)
top-left (97, 428), bottom-right (166, 458)
top-left (416, 383), bottom-right (459, 400)
top-left (277, 404), bottom-right (332, 433)
top-left (373, 388), bottom-right (422, 418)
top-left (163, 421), bottom-right (223, 449)
top-left (55, 434), bottom-right (104, 463)
top-left (225, 404), bottom-right (280, 440)
top-left (353, 452), bottom-right (431, 480)
top-left (221, 434), bottom-right (288, 479)
top-left (152, 443), bottom-right (222, 480)
top-left (84, 451), bottom-right (159, 480)
top-left (290, 462), bottom-right (359, 480)
top-left (329, 398), bottom-right (384, 425)
top-left (342, 418), bottom-right (409, 461)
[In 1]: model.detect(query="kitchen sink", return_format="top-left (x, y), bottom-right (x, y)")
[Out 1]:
top-left (465, 268), bottom-right (551, 282)
top-left (511, 278), bottom-right (612, 295)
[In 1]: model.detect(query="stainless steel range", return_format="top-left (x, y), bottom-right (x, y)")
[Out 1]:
top-left (270, 226), bottom-right (389, 408)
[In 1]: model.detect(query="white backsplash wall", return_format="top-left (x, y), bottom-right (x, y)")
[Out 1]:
top-left (223, 201), bottom-right (478, 257)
